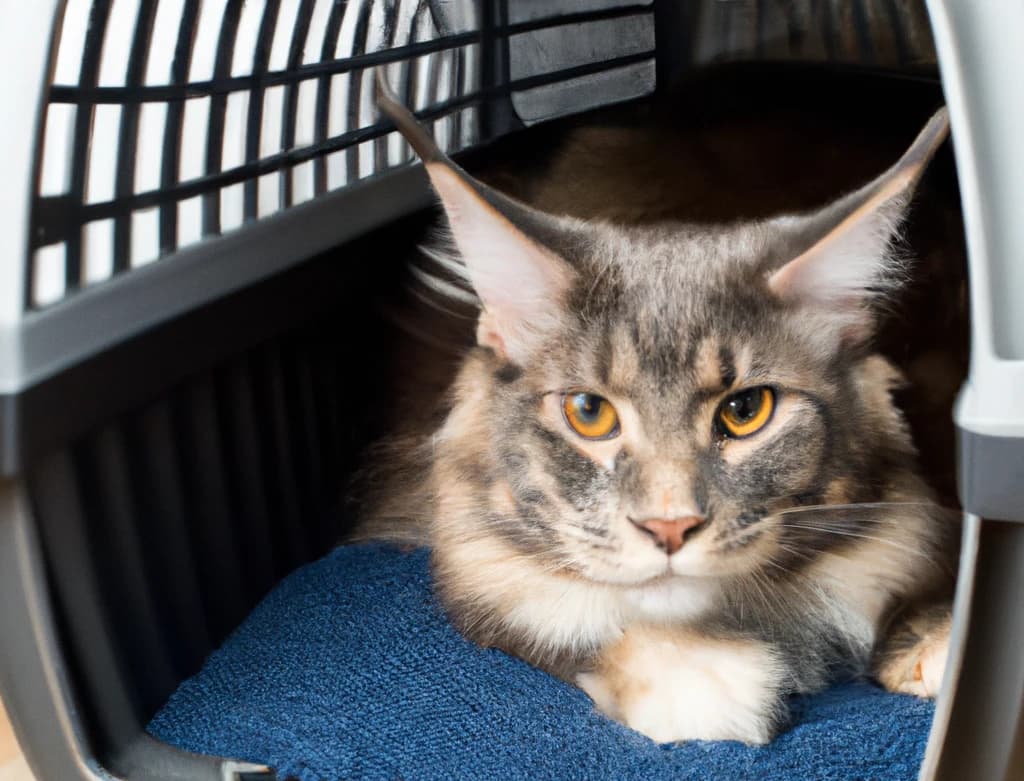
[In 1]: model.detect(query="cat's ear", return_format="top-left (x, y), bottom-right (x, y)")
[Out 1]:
top-left (376, 71), bottom-right (573, 364)
top-left (767, 108), bottom-right (949, 341)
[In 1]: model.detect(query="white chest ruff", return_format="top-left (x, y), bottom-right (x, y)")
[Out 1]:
top-left (620, 577), bottom-right (718, 623)
top-left (502, 572), bottom-right (718, 658)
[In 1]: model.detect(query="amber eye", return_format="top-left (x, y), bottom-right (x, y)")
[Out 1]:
top-left (718, 387), bottom-right (775, 438)
top-left (562, 392), bottom-right (620, 440)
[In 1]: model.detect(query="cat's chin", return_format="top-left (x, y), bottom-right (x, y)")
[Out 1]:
top-left (580, 566), bottom-right (674, 588)
top-left (668, 556), bottom-right (749, 580)
top-left (582, 563), bottom-right (718, 589)
top-left (576, 551), bottom-right (751, 587)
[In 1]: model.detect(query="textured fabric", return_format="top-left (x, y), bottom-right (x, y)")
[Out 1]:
top-left (149, 544), bottom-right (934, 781)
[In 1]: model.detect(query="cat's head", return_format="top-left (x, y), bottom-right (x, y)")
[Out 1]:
top-left (378, 77), bottom-right (948, 587)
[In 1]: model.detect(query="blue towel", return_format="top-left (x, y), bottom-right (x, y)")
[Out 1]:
top-left (148, 544), bottom-right (934, 781)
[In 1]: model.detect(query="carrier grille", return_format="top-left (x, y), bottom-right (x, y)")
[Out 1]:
top-left (26, 0), bottom-right (659, 311)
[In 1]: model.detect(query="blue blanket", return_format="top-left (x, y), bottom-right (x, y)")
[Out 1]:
top-left (149, 544), bottom-right (934, 781)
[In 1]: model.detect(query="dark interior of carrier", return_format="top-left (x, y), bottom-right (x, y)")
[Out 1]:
top-left (3, 3), bottom-right (1022, 780)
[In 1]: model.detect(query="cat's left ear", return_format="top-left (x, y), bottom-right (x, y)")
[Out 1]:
top-left (375, 70), bottom-right (575, 365)
top-left (767, 108), bottom-right (950, 340)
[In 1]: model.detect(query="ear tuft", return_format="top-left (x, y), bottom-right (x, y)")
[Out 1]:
top-left (767, 108), bottom-right (950, 336)
top-left (376, 69), bottom-right (575, 365)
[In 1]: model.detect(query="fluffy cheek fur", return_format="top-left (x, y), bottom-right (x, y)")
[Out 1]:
top-left (671, 395), bottom-right (830, 578)
top-left (530, 393), bottom-right (701, 585)
top-left (430, 355), bottom-right (661, 584)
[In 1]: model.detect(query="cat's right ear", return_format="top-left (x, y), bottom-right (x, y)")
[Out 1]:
top-left (376, 71), bottom-right (574, 365)
top-left (766, 108), bottom-right (949, 344)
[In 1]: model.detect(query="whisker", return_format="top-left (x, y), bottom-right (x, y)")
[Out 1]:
top-left (781, 523), bottom-right (937, 561)
top-left (772, 501), bottom-right (941, 517)
top-left (405, 282), bottom-right (476, 321)
top-left (409, 263), bottom-right (480, 306)
top-left (746, 569), bottom-right (782, 639)
top-left (418, 243), bottom-right (472, 282)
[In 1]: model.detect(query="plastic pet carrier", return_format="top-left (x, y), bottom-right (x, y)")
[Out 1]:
top-left (0, 1), bottom-right (1022, 780)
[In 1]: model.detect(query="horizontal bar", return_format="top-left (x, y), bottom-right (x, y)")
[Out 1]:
top-left (47, 4), bottom-right (653, 105)
top-left (5, 167), bottom-right (434, 406)
top-left (31, 51), bottom-right (655, 240)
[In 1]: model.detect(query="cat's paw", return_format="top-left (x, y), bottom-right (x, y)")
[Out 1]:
top-left (875, 604), bottom-right (951, 698)
top-left (578, 626), bottom-right (784, 745)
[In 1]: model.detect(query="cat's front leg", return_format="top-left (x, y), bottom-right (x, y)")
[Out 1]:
top-left (578, 624), bottom-right (787, 745)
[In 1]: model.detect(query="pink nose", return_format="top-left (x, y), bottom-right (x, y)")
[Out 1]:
top-left (630, 516), bottom-right (706, 555)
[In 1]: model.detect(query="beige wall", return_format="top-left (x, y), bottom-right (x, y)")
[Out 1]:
top-left (0, 699), bottom-right (34, 781)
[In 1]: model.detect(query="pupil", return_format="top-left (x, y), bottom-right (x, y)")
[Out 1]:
top-left (730, 389), bottom-right (760, 421)
top-left (577, 394), bottom-right (600, 421)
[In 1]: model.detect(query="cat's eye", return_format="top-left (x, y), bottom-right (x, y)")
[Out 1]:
top-left (562, 393), bottom-right (620, 440)
top-left (717, 387), bottom-right (775, 438)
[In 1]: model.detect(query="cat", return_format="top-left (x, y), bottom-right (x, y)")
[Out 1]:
top-left (356, 72), bottom-right (959, 745)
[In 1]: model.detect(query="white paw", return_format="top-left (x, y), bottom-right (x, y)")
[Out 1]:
top-left (894, 631), bottom-right (949, 698)
top-left (579, 627), bottom-right (783, 745)
top-left (878, 610), bottom-right (951, 699)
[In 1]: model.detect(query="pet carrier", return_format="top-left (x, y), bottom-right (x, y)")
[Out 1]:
top-left (0, 1), bottom-right (1020, 780)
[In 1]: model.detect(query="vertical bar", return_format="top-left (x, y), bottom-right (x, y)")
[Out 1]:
top-left (881, 0), bottom-right (912, 65)
top-left (158, 1), bottom-right (200, 254)
top-left (785, 0), bottom-right (809, 56)
top-left (400, 3), bottom-right (424, 142)
top-left (78, 426), bottom-right (179, 716)
top-left (282, 0), bottom-right (340, 196)
top-left (344, 2), bottom-right (373, 184)
top-left (310, 338), bottom-right (343, 539)
top-left (450, 44), bottom-right (465, 150)
top-left (426, 0), bottom-right (463, 151)
top-left (419, 13), bottom-right (442, 147)
top-left (243, 0), bottom-right (283, 221)
top-left (850, 0), bottom-right (877, 64)
top-left (291, 344), bottom-right (331, 552)
top-left (65, 0), bottom-right (114, 294)
top-left (169, 378), bottom-right (247, 641)
top-left (113, 0), bottom-right (159, 274)
top-left (125, 403), bottom-right (212, 679)
top-left (28, 450), bottom-right (143, 752)
top-left (372, 1), bottom-right (400, 174)
top-left (16, 1), bottom-right (63, 313)
top-left (820, 0), bottom-right (839, 61)
top-left (279, 340), bottom-right (321, 557)
top-left (253, 344), bottom-right (309, 568)
top-left (754, 0), bottom-right (767, 58)
top-left (478, 0), bottom-right (520, 139)
top-left (653, 0), bottom-right (698, 95)
top-left (214, 358), bottom-right (278, 596)
top-left (283, 1), bottom-right (330, 206)
top-left (201, 1), bottom-right (243, 237)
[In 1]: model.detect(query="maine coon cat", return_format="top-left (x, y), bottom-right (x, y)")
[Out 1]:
top-left (359, 74), bottom-right (958, 745)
